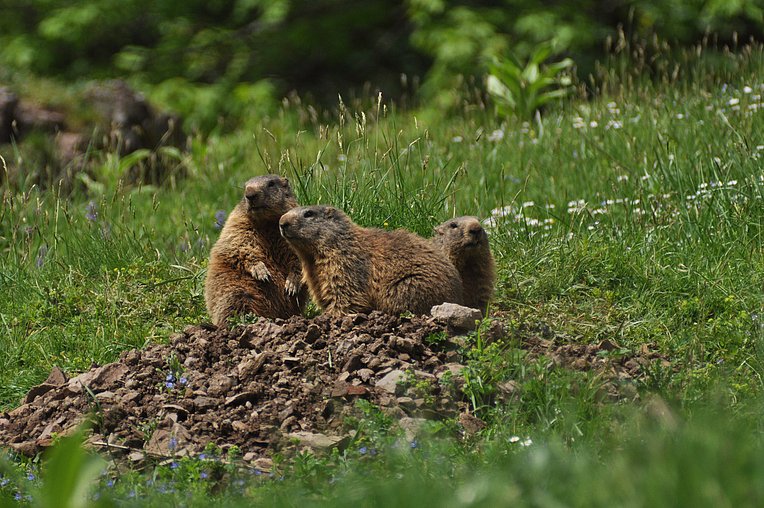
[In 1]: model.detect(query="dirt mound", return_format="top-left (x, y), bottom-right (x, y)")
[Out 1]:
top-left (0, 313), bottom-right (667, 462)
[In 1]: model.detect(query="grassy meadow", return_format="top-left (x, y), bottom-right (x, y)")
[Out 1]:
top-left (1, 41), bottom-right (764, 505)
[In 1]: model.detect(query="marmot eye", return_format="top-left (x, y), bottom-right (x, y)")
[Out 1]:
top-left (303, 210), bottom-right (315, 218)
top-left (449, 222), bottom-right (458, 229)
top-left (268, 180), bottom-right (275, 187)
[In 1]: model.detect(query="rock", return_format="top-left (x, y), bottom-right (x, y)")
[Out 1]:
top-left (193, 396), bottom-right (218, 411)
top-left (430, 303), bottom-right (482, 333)
top-left (90, 363), bottom-right (130, 391)
top-left (342, 354), bottom-right (364, 372)
top-left (396, 397), bottom-right (416, 412)
top-left (225, 392), bottom-right (260, 407)
top-left (44, 366), bottom-right (68, 385)
top-left (237, 353), bottom-right (269, 379)
top-left (145, 423), bottom-right (192, 456)
top-left (23, 383), bottom-right (58, 405)
top-left (458, 413), bottom-right (486, 435)
top-left (496, 380), bottom-right (520, 402)
top-left (375, 370), bottom-right (406, 395)
top-left (436, 363), bottom-right (465, 379)
top-left (207, 374), bottom-right (234, 397)
top-left (304, 324), bottom-right (322, 343)
top-left (253, 457), bottom-right (274, 471)
top-left (287, 431), bottom-right (348, 452)
top-left (398, 417), bottom-right (428, 441)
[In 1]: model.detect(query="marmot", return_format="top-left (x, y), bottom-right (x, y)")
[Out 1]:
top-left (279, 205), bottom-right (464, 316)
top-left (432, 216), bottom-right (496, 314)
top-left (204, 175), bottom-right (307, 326)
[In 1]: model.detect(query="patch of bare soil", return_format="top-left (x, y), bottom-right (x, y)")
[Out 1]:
top-left (0, 313), bottom-right (668, 463)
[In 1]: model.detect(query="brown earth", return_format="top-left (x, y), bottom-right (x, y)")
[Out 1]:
top-left (0, 312), bottom-right (668, 464)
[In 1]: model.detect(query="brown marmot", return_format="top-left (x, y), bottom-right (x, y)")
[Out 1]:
top-left (204, 175), bottom-right (307, 326)
top-left (279, 205), bottom-right (464, 316)
top-left (432, 216), bottom-right (496, 314)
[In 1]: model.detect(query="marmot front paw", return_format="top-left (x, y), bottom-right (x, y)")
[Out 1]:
top-left (250, 261), bottom-right (272, 282)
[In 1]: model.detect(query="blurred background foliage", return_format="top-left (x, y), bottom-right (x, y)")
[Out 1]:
top-left (0, 0), bottom-right (763, 130)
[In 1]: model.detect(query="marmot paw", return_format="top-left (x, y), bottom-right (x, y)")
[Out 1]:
top-left (285, 273), bottom-right (302, 296)
top-left (251, 262), bottom-right (273, 282)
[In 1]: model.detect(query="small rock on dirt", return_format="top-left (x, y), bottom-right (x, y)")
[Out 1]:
top-left (431, 303), bottom-right (482, 333)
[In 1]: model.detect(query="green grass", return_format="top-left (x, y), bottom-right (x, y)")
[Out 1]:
top-left (1, 40), bottom-right (764, 505)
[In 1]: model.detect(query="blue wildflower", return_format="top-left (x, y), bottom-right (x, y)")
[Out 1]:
top-left (169, 437), bottom-right (178, 451)
top-left (0, 478), bottom-right (9, 487)
top-left (170, 461), bottom-right (179, 470)
top-left (214, 210), bottom-right (227, 230)
top-left (166, 373), bottom-right (175, 382)
top-left (359, 446), bottom-right (367, 455)
top-left (199, 453), bottom-right (207, 460)
top-left (85, 201), bottom-right (98, 222)
top-left (26, 473), bottom-right (35, 481)
top-left (166, 381), bottom-right (174, 389)
top-left (14, 492), bottom-right (21, 501)
top-left (200, 472), bottom-right (208, 479)
top-left (410, 440), bottom-right (418, 449)
top-left (36, 245), bottom-right (48, 269)
top-left (179, 376), bottom-right (187, 385)
top-left (106, 479), bottom-right (114, 488)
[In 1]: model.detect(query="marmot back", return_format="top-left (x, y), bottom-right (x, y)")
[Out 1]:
top-left (204, 175), bottom-right (307, 326)
top-left (432, 216), bottom-right (495, 314)
top-left (279, 205), bottom-right (463, 316)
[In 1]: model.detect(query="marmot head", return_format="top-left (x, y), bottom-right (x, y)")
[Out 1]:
top-left (433, 216), bottom-right (489, 253)
top-left (279, 205), bottom-right (353, 253)
top-left (243, 175), bottom-right (297, 220)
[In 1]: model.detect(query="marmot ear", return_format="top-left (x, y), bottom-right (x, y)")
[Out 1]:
top-left (280, 176), bottom-right (289, 187)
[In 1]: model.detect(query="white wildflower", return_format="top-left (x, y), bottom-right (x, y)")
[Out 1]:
top-left (488, 129), bottom-right (505, 142)
top-left (451, 136), bottom-right (463, 143)
top-left (605, 120), bottom-right (623, 130)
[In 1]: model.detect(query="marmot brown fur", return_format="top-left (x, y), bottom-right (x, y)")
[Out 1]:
top-left (279, 205), bottom-right (464, 316)
top-left (204, 175), bottom-right (307, 326)
top-left (432, 216), bottom-right (496, 314)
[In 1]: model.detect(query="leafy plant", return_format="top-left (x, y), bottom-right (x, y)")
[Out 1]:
top-left (486, 42), bottom-right (574, 118)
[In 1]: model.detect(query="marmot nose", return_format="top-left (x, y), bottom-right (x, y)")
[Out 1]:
top-left (468, 226), bottom-right (482, 237)
top-left (279, 218), bottom-right (291, 234)
top-left (246, 190), bottom-right (259, 203)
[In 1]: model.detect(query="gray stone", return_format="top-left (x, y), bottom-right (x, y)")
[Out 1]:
top-left (375, 369), bottom-right (406, 395)
top-left (287, 431), bottom-right (347, 452)
top-left (431, 303), bottom-right (482, 332)
top-left (398, 417), bottom-right (428, 441)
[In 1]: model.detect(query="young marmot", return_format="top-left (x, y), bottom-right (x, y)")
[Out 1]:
top-left (204, 175), bottom-right (307, 326)
top-left (279, 205), bottom-right (464, 316)
top-left (432, 216), bottom-right (496, 314)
